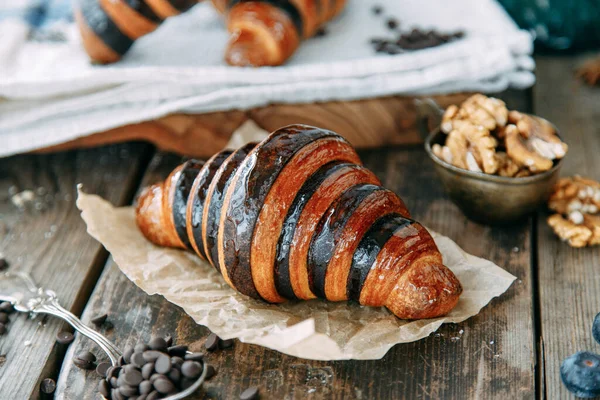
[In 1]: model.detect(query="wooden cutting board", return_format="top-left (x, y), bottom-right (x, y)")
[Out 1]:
top-left (37, 93), bottom-right (471, 158)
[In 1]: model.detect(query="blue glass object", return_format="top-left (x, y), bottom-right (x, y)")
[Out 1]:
top-left (498, 0), bottom-right (600, 52)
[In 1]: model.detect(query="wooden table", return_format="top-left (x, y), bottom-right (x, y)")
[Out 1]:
top-left (0, 55), bottom-right (598, 400)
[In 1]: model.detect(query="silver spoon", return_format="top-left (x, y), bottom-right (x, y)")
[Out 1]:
top-left (0, 271), bottom-right (207, 399)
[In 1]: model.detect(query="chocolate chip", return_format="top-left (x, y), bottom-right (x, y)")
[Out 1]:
top-left (142, 362), bottom-right (155, 380)
top-left (164, 334), bottom-right (173, 348)
top-left (143, 350), bottom-right (163, 363)
top-left (220, 338), bottom-right (234, 349)
top-left (132, 352), bottom-right (146, 368)
top-left (181, 361), bottom-right (202, 378)
top-left (0, 301), bottom-right (15, 314)
top-left (117, 355), bottom-right (125, 366)
top-left (74, 351), bottom-right (96, 370)
top-left (146, 391), bottom-right (160, 400)
top-left (153, 378), bottom-right (175, 394)
top-left (96, 362), bottom-right (111, 378)
top-left (98, 379), bottom-right (110, 398)
top-left (138, 394), bottom-right (148, 400)
top-left (168, 368), bottom-right (181, 383)
top-left (0, 302), bottom-right (14, 313)
top-left (155, 354), bottom-right (172, 375)
top-left (40, 378), bottom-right (56, 395)
top-left (119, 385), bottom-right (138, 397)
top-left (139, 379), bottom-right (153, 394)
top-left (108, 366), bottom-right (121, 380)
top-left (0, 258), bottom-right (8, 271)
top-left (184, 352), bottom-right (204, 362)
top-left (149, 373), bottom-right (163, 383)
top-left (205, 364), bottom-right (216, 380)
top-left (240, 386), bottom-right (260, 400)
top-left (122, 346), bottom-right (134, 364)
top-left (315, 27), bottom-right (327, 37)
top-left (56, 331), bottom-right (74, 345)
top-left (110, 377), bottom-right (118, 388)
top-left (171, 356), bottom-right (184, 368)
top-left (148, 337), bottom-right (168, 352)
top-left (135, 343), bottom-right (149, 353)
top-left (372, 5), bottom-right (383, 15)
top-left (168, 345), bottom-right (188, 357)
top-left (387, 18), bottom-right (399, 30)
top-left (91, 313), bottom-right (108, 326)
top-left (0, 313), bottom-right (8, 323)
top-left (112, 388), bottom-right (124, 400)
top-left (124, 369), bottom-right (144, 386)
top-left (0, 323), bottom-right (6, 335)
top-left (204, 333), bottom-right (219, 351)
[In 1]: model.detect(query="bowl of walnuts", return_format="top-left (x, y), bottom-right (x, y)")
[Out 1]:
top-left (423, 94), bottom-right (568, 224)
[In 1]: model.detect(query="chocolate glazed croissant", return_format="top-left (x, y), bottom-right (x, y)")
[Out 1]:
top-left (136, 125), bottom-right (462, 319)
top-left (211, 0), bottom-right (347, 66)
top-left (75, 0), bottom-right (199, 63)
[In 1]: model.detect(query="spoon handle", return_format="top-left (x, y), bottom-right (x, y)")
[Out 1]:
top-left (32, 298), bottom-right (122, 365)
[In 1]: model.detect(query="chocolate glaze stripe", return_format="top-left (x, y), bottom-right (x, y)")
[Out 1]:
top-left (346, 214), bottom-right (414, 301)
top-left (228, 0), bottom-right (304, 37)
top-left (307, 184), bottom-right (384, 299)
top-left (79, 0), bottom-right (134, 55)
top-left (203, 142), bottom-right (257, 272)
top-left (220, 125), bottom-right (340, 299)
top-left (171, 160), bottom-right (204, 249)
top-left (187, 150), bottom-right (233, 261)
top-left (274, 161), bottom-right (348, 300)
top-left (129, 0), bottom-right (163, 23)
top-left (166, 0), bottom-right (200, 12)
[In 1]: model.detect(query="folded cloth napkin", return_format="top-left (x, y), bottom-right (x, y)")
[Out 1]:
top-left (0, 0), bottom-right (534, 158)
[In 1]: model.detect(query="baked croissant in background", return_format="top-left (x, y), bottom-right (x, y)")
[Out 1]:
top-left (76, 0), bottom-right (347, 66)
top-left (211, 0), bottom-right (347, 66)
top-left (136, 125), bottom-right (462, 319)
top-left (76, 0), bottom-right (199, 64)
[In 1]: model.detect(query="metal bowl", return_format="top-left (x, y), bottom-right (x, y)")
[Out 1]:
top-left (424, 123), bottom-right (564, 225)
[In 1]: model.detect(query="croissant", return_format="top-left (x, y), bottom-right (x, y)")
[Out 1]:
top-left (75, 0), bottom-right (199, 64)
top-left (136, 125), bottom-right (462, 319)
top-left (211, 0), bottom-right (347, 66)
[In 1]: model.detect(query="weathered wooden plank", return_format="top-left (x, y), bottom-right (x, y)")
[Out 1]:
top-left (534, 54), bottom-right (600, 399)
top-left (0, 143), bottom-right (152, 399)
top-left (58, 143), bottom-right (535, 399)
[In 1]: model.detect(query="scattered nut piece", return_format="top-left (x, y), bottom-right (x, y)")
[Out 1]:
top-left (548, 176), bottom-right (600, 215)
top-left (547, 176), bottom-right (600, 247)
top-left (548, 214), bottom-right (593, 248)
top-left (576, 57), bottom-right (600, 86)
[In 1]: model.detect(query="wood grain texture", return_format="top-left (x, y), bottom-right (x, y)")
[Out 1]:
top-left (58, 145), bottom-right (535, 399)
top-left (0, 143), bottom-right (152, 400)
top-left (534, 54), bottom-right (600, 399)
top-left (35, 93), bottom-right (474, 159)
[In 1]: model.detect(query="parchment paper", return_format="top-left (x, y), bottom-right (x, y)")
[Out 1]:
top-left (76, 191), bottom-right (516, 361)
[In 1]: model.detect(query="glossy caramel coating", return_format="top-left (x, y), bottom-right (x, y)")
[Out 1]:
top-left (136, 124), bottom-right (462, 319)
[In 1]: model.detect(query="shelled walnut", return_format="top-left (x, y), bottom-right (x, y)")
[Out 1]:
top-left (547, 176), bottom-right (600, 247)
top-left (434, 94), bottom-right (568, 177)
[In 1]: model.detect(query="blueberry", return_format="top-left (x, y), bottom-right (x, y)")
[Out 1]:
top-left (593, 313), bottom-right (600, 345)
top-left (561, 352), bottom-right (600, 398)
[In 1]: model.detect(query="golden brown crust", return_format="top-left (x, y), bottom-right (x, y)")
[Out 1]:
top-left (99, 0), bottom-right (159, 40)
top-left (75, 9), bottom-right (121, 64)
top-left (136, 125), bottom-right (462, 319)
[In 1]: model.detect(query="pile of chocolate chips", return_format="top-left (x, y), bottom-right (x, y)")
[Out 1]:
top-left (92, 336), bottom-right (214, 400)
top-left (369, 5), bottom-right (465, 55)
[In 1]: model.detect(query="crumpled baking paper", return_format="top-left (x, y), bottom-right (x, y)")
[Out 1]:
top-left (76, 190), bottom-right (515, 361)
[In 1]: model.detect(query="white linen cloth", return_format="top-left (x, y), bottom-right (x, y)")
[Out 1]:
top-left (0, 0), bottom-right (534, 158)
